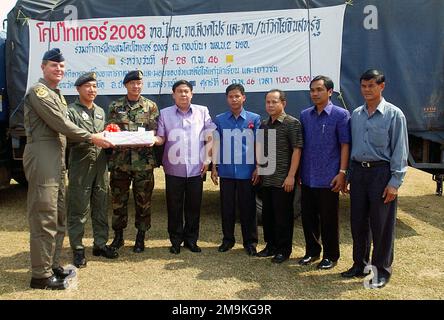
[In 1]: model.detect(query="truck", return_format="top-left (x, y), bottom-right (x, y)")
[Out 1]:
top-left (1, 30), bottom-right (27, 187)
top-left (1, 0), bottom-right (444, 194)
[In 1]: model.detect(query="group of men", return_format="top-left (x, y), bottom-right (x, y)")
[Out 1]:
top-left (23, 48), bottom-right (408, 291)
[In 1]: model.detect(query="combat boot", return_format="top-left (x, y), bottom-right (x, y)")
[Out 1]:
top-left (133, 230), bottom-right (145, 253)
top-left (73, 248), bottom-right (87, 268)
top-left (110, 230), bottom-right (124, 250)
top-left (93, 245), bottom-right (119, 259)
top-left (436, 180), bottom-right (443, 196)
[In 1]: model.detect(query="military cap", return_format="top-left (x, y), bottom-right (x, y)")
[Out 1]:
top-left (74, 72), bottom-right (97, 86)
top-left (123, 70), bottom-right (143, 84)
top-left (42, 48), bottom-right (65, 62)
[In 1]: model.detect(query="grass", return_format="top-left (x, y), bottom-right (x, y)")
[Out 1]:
top-left (0, 168), bottom-right (443, 300)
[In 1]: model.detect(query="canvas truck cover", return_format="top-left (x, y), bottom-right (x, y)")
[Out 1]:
top-left (5, 0), bottom-right (444, 145)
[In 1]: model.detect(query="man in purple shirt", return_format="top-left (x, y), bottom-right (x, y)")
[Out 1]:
top-left (155, 80), bottom-right (216, 254)
top-left (299, 75), bottom-right (350, 270)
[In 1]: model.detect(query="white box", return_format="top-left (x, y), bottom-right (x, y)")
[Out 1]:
top-left (104, 130), bottom-right (154, 146)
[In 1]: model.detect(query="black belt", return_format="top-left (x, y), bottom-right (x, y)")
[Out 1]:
top-left (352, 160), bottom-right (389, 168)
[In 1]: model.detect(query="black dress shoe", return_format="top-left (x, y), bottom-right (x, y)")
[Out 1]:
top-left (370, 275), bottom-right (390, 289)
top-left (73, 249), bottom-right (87, 268)
top-left (244, 245), bottom-right (257, 256)
top-left (341, 265), bottom-right (367, 278)
top-left (298, 254), bottom-right (320, 265)
top-left (271, 253), bottom-right (289, 264)
top-left (317, 258), bottom-right (337, 270)
top-left (30, 275), bottom-right (67, 290)
top-left (52, 266), bottom-right (76, 280)
top-left (218, 242), bottom-right (234, 252)
top-left (257, 246), bottom-right (276, 258)
top-left (169, 245), bottom-right (181, 254)
top-left (184, 242), bottom-right (202, 253)
top-left (93, 245), bottom-right (119, 259)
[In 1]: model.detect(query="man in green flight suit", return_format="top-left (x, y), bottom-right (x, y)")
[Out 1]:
top-left (23, 48), bottom-right (113, 290)
top-left (107, 70), bottom-right (159, 253)
top-left (67, 72), bottom-right (119, 268)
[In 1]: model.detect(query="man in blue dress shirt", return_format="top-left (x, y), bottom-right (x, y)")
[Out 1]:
top-left (211, 84), bottom-right (261, 256)
top-left (341, 69), bottom-right (409, 289)
top-left (299, 75), bottom-right (351, 270)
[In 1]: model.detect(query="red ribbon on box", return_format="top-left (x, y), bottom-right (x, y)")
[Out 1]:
top-left (105, 123), bottom-right (121, 132)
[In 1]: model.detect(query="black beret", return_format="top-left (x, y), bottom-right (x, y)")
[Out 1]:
top-left (123, 70), bottom-right (143, 84)
top-left (74, 72), bottom-right (97, 86)
top-left (42, 48), bottom-right (65, 62)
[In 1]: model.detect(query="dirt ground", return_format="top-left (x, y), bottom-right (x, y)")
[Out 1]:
top-left (0, 167), bottom-right (443, 300)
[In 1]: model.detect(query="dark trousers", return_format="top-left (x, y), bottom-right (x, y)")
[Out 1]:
top-left (220, 178), bottom-right (258, 247)
top-left (350, 163), bottom-right (396, 277)
top-left (165, 174), bottom-right (203, 246)
top-left (261, 186), bottom-right (295, 257)
top-left (301, 185), bottom-right (340, 261)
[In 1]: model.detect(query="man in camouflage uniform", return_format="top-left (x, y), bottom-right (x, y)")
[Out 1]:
top-left (23, 49), bottom-right (112, 290)
top-left (107, 70), bottom-right (159, 253)
top-left (67, 72), bottom-right (118, 268)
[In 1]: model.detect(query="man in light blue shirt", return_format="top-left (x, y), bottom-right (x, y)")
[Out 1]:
top-left (211, 84), bottom-right (260, 256)
top-left (341, 69), bottom-right (409, 289)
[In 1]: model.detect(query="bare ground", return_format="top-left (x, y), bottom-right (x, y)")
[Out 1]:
top-left (0, 168), bottom-right (443, 300)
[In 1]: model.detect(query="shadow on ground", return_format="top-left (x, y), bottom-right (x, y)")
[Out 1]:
top-left (398, 195), bottom-right (444, 231)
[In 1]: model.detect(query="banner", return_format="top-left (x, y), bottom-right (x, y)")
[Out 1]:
top-left (27, 5), bottom-right (346, 95)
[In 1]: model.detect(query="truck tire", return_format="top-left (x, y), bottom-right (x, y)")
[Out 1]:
top-left (12, 173), bottom-right (28, 186)
top-left (0, 166), bottom-right (11, 188)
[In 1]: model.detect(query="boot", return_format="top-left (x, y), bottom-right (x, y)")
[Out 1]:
top-left (73, 249), bottom-right (87, 268)
top-left (30, 275), bottom-right (67, 290)
top-left (110, 230), bottom-right (124, 250)
top-left (436, 180), bottom-right (443, 196)
top-left (133, 230), bottom-right (145, 253)
top-left (92, 245), bottom-right (119, 259)
top-left (53, 266), bottom-right (77, 279)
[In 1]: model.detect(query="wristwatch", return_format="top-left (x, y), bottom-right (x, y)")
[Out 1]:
top-left (339, 169), bottom-right (347, 175)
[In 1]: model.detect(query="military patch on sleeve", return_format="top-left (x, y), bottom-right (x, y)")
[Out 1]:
top-left (34, 86), bottom-right (49, 98)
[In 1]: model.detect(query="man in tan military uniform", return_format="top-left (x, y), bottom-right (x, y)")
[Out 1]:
top-left (107, 70), bottom-right (159, 253)
top-left (67, 72), bottom-right (118, 268)
top-left (23, 49), bottom-right (112, 290)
